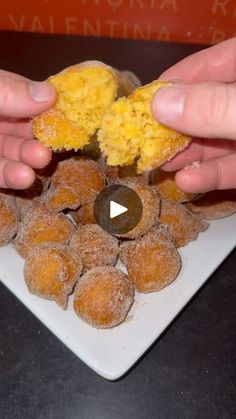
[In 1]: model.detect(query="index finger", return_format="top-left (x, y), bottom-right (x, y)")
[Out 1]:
top-left (159, 37), bottom-right (236, 83)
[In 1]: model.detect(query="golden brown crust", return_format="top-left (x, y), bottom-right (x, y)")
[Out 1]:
top-left (73, 266), bottom-right (134, 328)
top-left (115, 179), bottom-right (160, 238)
top-left (40, 184), bottom-right (81, 212)
top-left (120, 227), bottom-right (181, 293)
top-left (151, 168), bottom-right (197, 203)
top-left (0, 191), bottom-right (19, 246)
top-left (70, 224), bottom-right (119, 272)
top-left (98, 156), bottom-right (149, 185)
top-left (185, 189), bottom-right (236, 219)
top-left (159, 199), bottom-right (209, 247)
top-left (70, 202), bottom-right (96, 225)
top-left (14, 203), bottom-right (75, 258)
top-left (50, 157), bottom-right (105, 205)
top-left (24, 243), bottom-right (82, 309)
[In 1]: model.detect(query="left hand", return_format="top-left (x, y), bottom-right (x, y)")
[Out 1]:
top-left (0, 70), bottom-right (56, 190)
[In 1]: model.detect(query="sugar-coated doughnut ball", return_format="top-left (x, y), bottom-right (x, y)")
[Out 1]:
top-left (70, 224), bottom-right (119, 272)
top-left (14, 176), bottom-right (46, 219)
top-left (98, 156), bottom-right (149, 185)
top-left (40, 184), bottom-right (81, 212)
top-left (73, 266), bottom-right (134, 328)
top-left (51, 157), bottom-right (105, 205)
top-left (0, 192), bottom-right (19, 246)
top-left (120, 227), bottom-right (181, 293)
top-left (115, 179), bottom-right (160, 239)
top-left (24, 244), bottom-right (82, 309)
top-left (185, 189), bottom-right (236, 220)
top-left (14, 203), bottom-right (75, 258)
top-left (151, 168), bottom-right (197, 203)
top-left (70, 202), bottom-right (96, 225)
top-left (159, 199), bottom-right (209, 247)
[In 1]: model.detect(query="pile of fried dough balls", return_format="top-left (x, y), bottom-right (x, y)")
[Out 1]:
top-left (0, 61), bottom-right (236, 329)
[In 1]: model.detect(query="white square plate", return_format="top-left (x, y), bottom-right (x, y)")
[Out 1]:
top-left (0, 214), bottom-right (236, 380)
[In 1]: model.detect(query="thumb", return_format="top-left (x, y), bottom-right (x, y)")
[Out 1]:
top-left (0, 76), bottom-right (56, 118)
top-left (152, 81), bottom-right (236, 140)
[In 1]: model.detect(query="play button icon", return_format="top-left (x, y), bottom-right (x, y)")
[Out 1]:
top-left (110, 201), bottom-right (128, 218)
top-left (94, 184), bottom-right (143, 234)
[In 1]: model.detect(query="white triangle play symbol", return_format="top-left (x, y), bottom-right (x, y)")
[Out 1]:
top-left (110, 200), bottom-right (128, 219)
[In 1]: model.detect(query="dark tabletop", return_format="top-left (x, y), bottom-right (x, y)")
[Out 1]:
top-left (0, 31), bottom-right (235, 419)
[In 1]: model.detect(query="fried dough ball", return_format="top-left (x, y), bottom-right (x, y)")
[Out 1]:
top-left (98, 80), bottom-right (191, 173)
top-left (70, 202), bottom-right (96, 225)
top-left (24, 244), bottom-right (82, 309)
top-left (115, 179), bottom-right (160, 239)
top-left (51, 157), bottom-right (105, 205)
top-left (14, 204), bottom-right (75, 258)
top-left (185, 189), bottom-right (236, 220)
top-left (14, 176), bottom-right (46, 219)
top-left (32, 61), bottom-right (119, 151)
top-left (98, 156), bottom-right (149, 185)
top-left (73, 266), bottom-right (134, 328)
top-left (120, 227), bottom-right (181, 293)
top-left (159, 200), bottom-right (209, 248)
top-left (40, 184), bottom-right (81, 212)
top-left (70, 224), bottom-right (119, 272)
top-left (0, 192), bottom-right (19, 246)
top-left (116, 69), bottom-right (141, 97)
top-left (80, 135), bottom-right (101, 160)
top-left (151, 168), bottom-right (197, 203)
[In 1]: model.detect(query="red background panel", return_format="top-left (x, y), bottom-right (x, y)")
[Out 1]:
top-left (0, 0), bottom-right (235, 44)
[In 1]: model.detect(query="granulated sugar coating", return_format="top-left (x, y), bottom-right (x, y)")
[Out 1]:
top-left (115, 179), bottom-right (160, 239)
top-left (14, 176), bottom-right (45, 219)
top-left (159, 199), bottom-right (209, 248)
top-left (24, 243), bottom-right (82, 309)
top-left (98, 80), bottom-right (191, 173)
top-left (0, 192), bottom-right (19, 246)
top-left (40, 184), bottom-right (81, 212)
top-left (151, 168), bottom-right (197, 203)
top-left (51, 157), bottom-right (105, 205)
top-left (70, 202), bottom-right (96, 225)
top-left (73, 266), bottom-right (134, 328)
top-left (14, 203), bottom-right (75, 258)
top-left (70, 224), bottom-right (119, 272)
top-left (185, 189), bottom-right (236, 220)
top-left (120, 227), bottom-right (181, 293)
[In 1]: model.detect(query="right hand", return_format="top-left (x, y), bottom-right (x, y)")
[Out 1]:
top-left (151, 37), bottom-right (236, 193)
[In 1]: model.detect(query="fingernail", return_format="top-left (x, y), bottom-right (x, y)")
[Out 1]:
top-left (29, 81), bottom-right (54, 103)
top-left (152, 84), bottom-right (186, 123)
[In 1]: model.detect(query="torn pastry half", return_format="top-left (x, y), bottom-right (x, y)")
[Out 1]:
top-left (98, 80), bottom-right (191, 173)
top-left (32, 61), bottom-right (141, 152)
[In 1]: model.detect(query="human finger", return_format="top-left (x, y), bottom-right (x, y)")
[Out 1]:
top-left (0, 158), bottom-right (35, 189)
top-left (175, 154), bottom-right (236, 193)
top-left (159, 37), bottom-right (236, 83)
top-left (0, 134), bottom-right (52, 168)
top-left (0, 117), bottom-right (32, 139)
top-left (163, 138), bottom-right (236, 171)
top-left (0, 69), bottom-right (29, 81)
top-left (152, 81), bottom-right (236, 140)
top-left (0, 76), bottom-right (56, 118)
